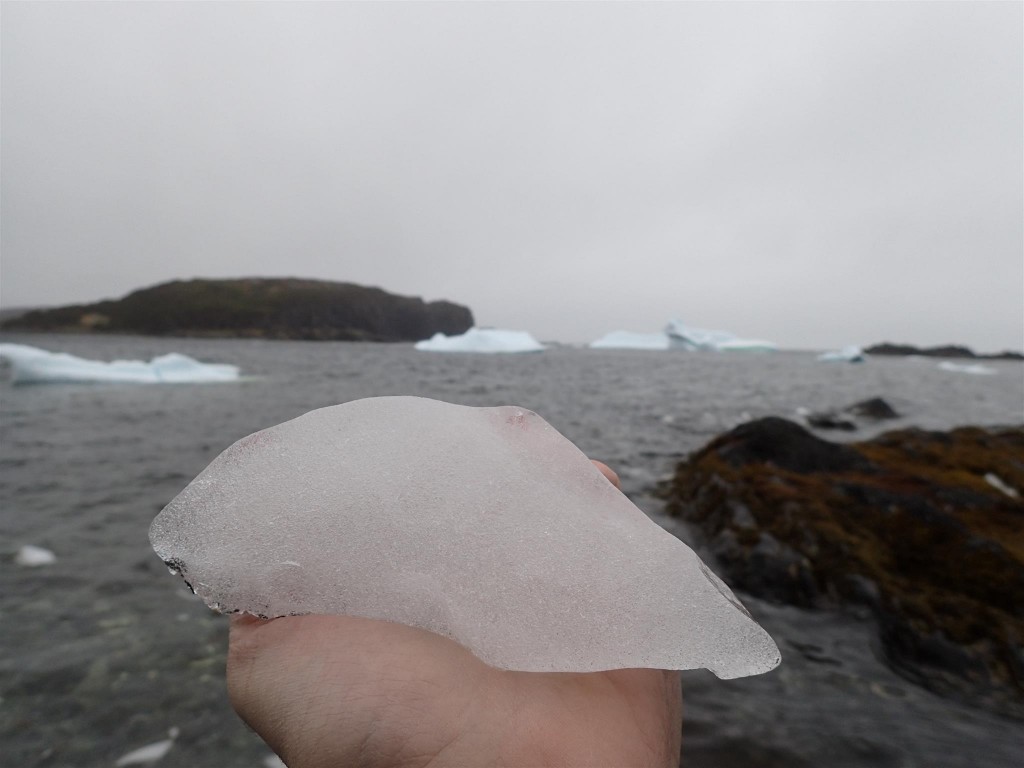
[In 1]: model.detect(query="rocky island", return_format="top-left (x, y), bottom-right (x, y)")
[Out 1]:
top-left (0, 278), bottom-right (474, 342)
top-left (864, 342), bottom-right (1023, 360)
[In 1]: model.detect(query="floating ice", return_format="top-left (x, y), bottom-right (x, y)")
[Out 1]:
top-left (114, 727), bottom-right (178, 766)
top-left (936, 361), bottom-right (997, 375)
top-left (589, 331), bottom-right (678, 350)
top-left (414, 328), bottom-right (544, 354)
top-left (151, 396), bottom-right (780, 677)
top-left (0, 343), bottom-right (239, 384)
top-left (818, 345), bottom-right (866, 363)
top-left (15, 544), bottom-right (56, 566)
top-left (664, 319), bottom-right (776, 352)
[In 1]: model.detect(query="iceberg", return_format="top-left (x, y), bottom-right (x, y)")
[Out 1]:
top-left (588, 331), bottom-right (677, 350)
top-left (414, 328), bottom-right (544, 354)
top-left (664, 319), bottom-right (776, 352)
top-left (818, 345), bottom-right (866, 363)
top-left (150, 396), bottom-right (781, 677)
top-left (0, 343), bottom-right (240, 384)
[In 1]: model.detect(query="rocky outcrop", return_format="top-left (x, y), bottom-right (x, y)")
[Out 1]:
top-left (865, 343), bottom-right (1023, 361)
top-left (0, 278), bottom-right (474, 342)
top-left (806, 397), bottom-right (901, 431)
top-left (665, 418), bottom-right (1024, 718)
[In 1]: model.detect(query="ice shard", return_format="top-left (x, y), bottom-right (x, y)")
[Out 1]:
top-left (150, 397), bottom-right (780, 677)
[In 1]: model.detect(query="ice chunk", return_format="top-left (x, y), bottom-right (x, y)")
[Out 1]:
top-left (0, 343), bottom-right (239, 384)
top-left (414, 328), bottom-right (544, 353)
top-left (15, 544), bottom-right (56, 566)
top-left (150, 396), bottom-right (780, 677)
top-left (589, 331), bottom-right (677, 350)
top-left (818, 345), bottom-right (866, 363)
top-left (114, 727), bottom-right (178, 766)
top-left (937, 361), bottom-right (997, 375)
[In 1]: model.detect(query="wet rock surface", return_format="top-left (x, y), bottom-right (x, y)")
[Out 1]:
top-left (665, 418), bottom-right (1024, 718)
top-left (807, 397), bottom-right (901, 431)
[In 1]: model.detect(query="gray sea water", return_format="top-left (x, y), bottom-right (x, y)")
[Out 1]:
top-left (2, 333), bottom-right (1022, 768)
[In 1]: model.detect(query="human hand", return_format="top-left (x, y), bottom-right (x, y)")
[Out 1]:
top-left (227, 461), bottom-right (682, 768)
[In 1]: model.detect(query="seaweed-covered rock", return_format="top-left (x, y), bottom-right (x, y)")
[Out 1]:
top-left (665, 418), bottom-right (1024, 717)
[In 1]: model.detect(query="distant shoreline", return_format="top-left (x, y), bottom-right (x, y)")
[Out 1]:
top-left (0, 278), bottom-right (474, 343)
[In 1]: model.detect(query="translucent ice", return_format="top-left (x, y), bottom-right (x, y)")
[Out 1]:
top-left (150, 397), bottom-right (780, 677)
top-left (414, 328), bottom-right (544, 353)
top-left (0, 343), bottom-right (239, 384)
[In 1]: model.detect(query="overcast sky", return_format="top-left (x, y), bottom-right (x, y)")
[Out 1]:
top-left (1, 2), bottom-right (1021, 350)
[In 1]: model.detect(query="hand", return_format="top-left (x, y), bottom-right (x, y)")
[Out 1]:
top-left (227, 461), bottom-right (682, 768)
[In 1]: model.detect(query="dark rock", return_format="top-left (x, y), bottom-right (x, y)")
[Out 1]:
top-left (807, 413), bottom-right (858, 431)
top-left (707, 417), bottom-right (873, 473)
top-left (865, 342), bottom-right (1023, 361)
top-left (0, 278), bottom-right (474, 342)
top-left (665, 418), bottom-right (1024, 718)
top-left (847, 397), bottom-right (900, 420)
top-left (807, 397), bottom-right (900, 432)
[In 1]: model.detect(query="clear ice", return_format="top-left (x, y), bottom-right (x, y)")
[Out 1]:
top-left (149, 396), bottom-right (780, 677)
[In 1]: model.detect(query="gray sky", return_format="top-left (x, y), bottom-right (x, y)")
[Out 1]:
top-left (2, 1), bottom-right (1021, 350)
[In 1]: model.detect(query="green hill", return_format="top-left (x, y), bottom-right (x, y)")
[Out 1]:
top-left (1, 278), bottom-right (474, 342)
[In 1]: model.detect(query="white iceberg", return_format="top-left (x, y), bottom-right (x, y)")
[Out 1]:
top-left (414, 328), bottom-right (544, 354)
top-left (818, 345), bottom-right (866, 363)
top-left (663, 319), bottom-right (776, 352)
top-left (150, 396), bottom-right (780, 677)
top-left (0, 343), bottom-right (240, 384)
top-left (589, 331), bottom-right (677, 350)
top-left (15, 545), bottom-right (56, 566)
top-left (937, 361), bottom-right (997, 376)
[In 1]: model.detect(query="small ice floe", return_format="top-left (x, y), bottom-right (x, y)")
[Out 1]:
top-left (985, 473), bottom-right (1020, 499)
top-left (589, 331), bottom-right (675, 350)
top-left (14, 545), bottom-right (56, 566)
top-left (937, 361), bottom-right (997, 375)
top-left (414, 328), bottom-right (544, 354)
top-left (818, 345), bottom-right (866, 363)
top-left (0, 343), bottom-right (239, 385)
top-left (114, 727), bottom-right (179, 766)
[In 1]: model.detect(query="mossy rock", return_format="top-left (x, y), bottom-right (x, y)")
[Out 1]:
top-left (665, 417), bottom-right (1024, 718)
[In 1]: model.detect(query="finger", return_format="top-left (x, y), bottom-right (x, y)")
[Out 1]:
top-left (591, 460), bottom-right (621, 490)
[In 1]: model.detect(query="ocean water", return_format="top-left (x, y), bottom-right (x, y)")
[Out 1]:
top-left (2, 333), bottom-right (1022, 768)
